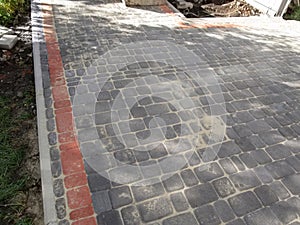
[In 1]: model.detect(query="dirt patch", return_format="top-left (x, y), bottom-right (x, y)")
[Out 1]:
top-left (0, 3), bottom-right (43, 225)
top-left (169, 0), bottom-right (261, 18)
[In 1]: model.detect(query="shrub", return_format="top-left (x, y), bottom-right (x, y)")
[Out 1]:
top-left (0, 0), bottom-right (25, 26)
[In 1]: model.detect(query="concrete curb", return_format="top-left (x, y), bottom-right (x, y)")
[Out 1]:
top-left (31, 0), bottom-right (57, 224)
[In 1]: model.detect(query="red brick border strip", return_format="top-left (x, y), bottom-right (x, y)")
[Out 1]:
top-left (41, 3), bottom-right (97, 225)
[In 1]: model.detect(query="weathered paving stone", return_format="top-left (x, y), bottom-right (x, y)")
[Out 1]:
top-left (247, 119), bottom-right (272, 134)
top-left (194, 162), bottom-right (224, 182)
top-left (162, 213), bottom-right (198, 225)
top-left (170, 192), bottom-right (189, 212)
top-left (137, 197), bottom-right (173, 222)
top-left (253, 166), bottom-right (273, 183)
top-left (235, 138), bottom-right (256, 152)
top-left (58, 219), bottom-right (69, 225)
top-left (218, 141), bottom-right (241, 158)
top-left (92, 190), bottom-right (112, 214)
top-left (109, 166), bottom-right (142, 184)
top-left (227, 219), bottom-right (246, 225)
top-left (194, 204), bottom-right (221, 225)
top-left (244, 208), bottom-right (282, 225)
top-left (282, 173), bottom-right (300, 195)
top-left (232, 111), bottom-right (255, 123)
top-left (55, 198), bottom-right (66, 219)
top-left (254, 185), bottom-right (278, 206)
top-left (97, 210), bottom-right (123, 225)
top-left (230, 170), bottom-right (261, 191)
top-left (109, 186), bottom-right (132, 208)
top-left (265, 160), bottom-right (295, 179)
top-left (259, 130), bottom-right (285, 145)
top-left (180, 169), bottom-right (199, 187)
top-left (132, 182), bottom-right (164, 202)
top-left (51, 161), bottom-right (62, 178)
top-left (228, 191), bottom-right (261, 216)
top-left (232, 124), bottom-right (252, 138)
top-left (219, 158), bottom-right (237, 174)
top-left (214, 200), bottom-right (235, 223)
top-left (53, 179), bottom-right (64, 197)
top-left (162, 174), bottom-right (184, 192)
top-left (185, 183), bottom-right (218, 208)
top-left (121, 206), bottom-right (142, 225)
top-left (286, 156), bottom-right (300, 172)
top-left (231, 156), bottom-right (246, 171)
top-left (212, 177), bottom-right (236, 197)
top-left (159, 155), bottom-right (187, 173)
top-left (250, 150), bottom-right (272, 165)
top-left (270, 181), bottom-right (290, 200)
top-left (239, 153), bottom-right (258, 168)
top-left (270, 201), bottom-right (298, 224)
top-left (114, 149), bottom-right (136, 164)
top-left (88, 173), bottom-right (111, 192)
top-left (266, 144), bottom-right (292, 160)
top-left (148, 143), bottom-right (168, 159)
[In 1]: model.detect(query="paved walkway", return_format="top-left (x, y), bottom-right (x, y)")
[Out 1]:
top-left (32, 0), bottom-right (300, 225)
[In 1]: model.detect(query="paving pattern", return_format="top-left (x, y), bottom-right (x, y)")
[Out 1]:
top-left (34, 0), bottom-right (300, 224)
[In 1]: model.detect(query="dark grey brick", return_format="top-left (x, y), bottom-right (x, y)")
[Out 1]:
top-left (270, 201), bottom-right (298, 224)
top-left (287, 197), bottom-right (300, 217)
top-left (259, 130), bottom-right (285, 145)
top-left (279, 126), bottom-right (297, 139)
top-left (194, 204), bottom-right (221, 225)
top-left (159, 155), bottom-right (187, 173)
top-left (232, 124), bottom-right (252, 138)
top-left (254, 166), bottom-right (273, 183)
top-left (230, 170), bottom-right (261, 191)
top-left (218, 141), bottom-right (241, 158)
top-left (97, 210), bottom-right (123, 225)
top-left (231, 156), bottom-right (246, 171)
top-left (266, 144), bottom-right (292, 160)
top-left (53, 179), bottom-right (64, 197)
top-left (129, 119), bottom-right (146, 132)
top-left (254, 185), bottom-right (278, 206)
top-left (162, 174), bottom-right (184, 192)
top-left (270, 181), bottom-right (290, 200)
top-left (55, 198), bottom-right (66, 219)
top-left (157, 113), bottom-right (180, 125)
top-left (114, 149), bottom-right (136, 164)
top-left (231, 100), bottom-right (251, 110)
top-left (214, 200), bottom-right (235, 223)
top-left (250, 150), bottom-right (272, 165)
top-left (130, 106), bottom-right (147, 118)
top-left (244, 208), bottom-right (282, 225)
top-left (185, 183), bottom-right (218, 208)
top-left (139, 160), bottom-right (161, 178)
top-left (212, 177), bottom-right (236, 197)
top-left (170, 192), bottom-right (189, 212)
top-left (194, 162), bottom-right (224, 182)
top-left (58, 219), bottom-right (69, 225)
top-left (235, 138), bottom-right (256, 152)
top-left (137, 197), bottom-right (173, 222)
top-left (132, 182), bottom-right (164, 202)
top-left (239, 153), bottom-right (258, 168)
top-left (145, 103), bottom-right (170, 115)
top-left (51, 161), bottom-right (62, 178)
top-left (109, 186), bottom-right (132, 208)
top-left (109, 166), bottom-right (142, 185)
top-left (247, 119), bottom-right (272, 134)
top-left (121, 206), bottom-right (142, 225)
top-left (180, 169), bottom-right (199, 187)
top-left (265, 160), bottom-right (295, 179)
top-left (88, 173), bottom-right (111, 192)
top-left (162, 213), bottom-right (198, 225)
top-left (248, 135), bottom-right (266, 148)
top-left (232, 111), bottom-right (255, 123)
top-left (282, 173), bottom-right (300, 195)
top-left (149, 143), bottom-right (168, 159)
top-left (48, 132), bottom-right (57, 145)
top-left (219, 158), bottom-right (237, 174)
top-left (228, 191), bottom-right (261, 216)
top-left (286, 156), bottom-right (300, 172)
top-left (92, 190), bottom-right (112, 214)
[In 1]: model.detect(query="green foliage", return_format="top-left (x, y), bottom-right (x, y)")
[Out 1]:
top-left (285, 5), bottom-right (300, 21)
top-left (0, 0), bottom-right (25, 25)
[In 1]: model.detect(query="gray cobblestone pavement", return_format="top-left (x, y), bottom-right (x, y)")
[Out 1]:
top-left (47, 0), bottom-right (300, 224)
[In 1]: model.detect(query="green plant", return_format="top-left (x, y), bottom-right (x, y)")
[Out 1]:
top-left (0, 0), bottom-right (25, 25)
top-left (285, 5), bottom-right (300, 21)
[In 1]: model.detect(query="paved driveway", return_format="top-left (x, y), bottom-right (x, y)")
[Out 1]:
top-left (33, 0), bottom-right (300, 224)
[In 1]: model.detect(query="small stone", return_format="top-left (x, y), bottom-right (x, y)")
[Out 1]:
top-left (194, 204), bottom-right (221, 225)
top-left (185, 183), bottom-right (218, 208)
top-left (212, 177), bottom-right (236, 197)
top-left (0, 34), bottom-right (18, 50)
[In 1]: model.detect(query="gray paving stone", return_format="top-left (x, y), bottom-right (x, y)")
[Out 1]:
top-left (194, 204), bottom-right (221, 225)
top-left (92, 190), bottom-right (112, 214)
top-left (137, 197), bottom-right (173, 222)
top-left (162, 213), bottom-right (198, 225)
top-left (180, 169), bottom-right (199, 187)
top-left (159, 155), bottom-right (187, 173)
top-left (55, 198), bottom-right (66, 219)
top-left (170, 192), bottom-right (189, 212)
top-left (282, 173), bottom-right (300, 195)
top-left (97, 210), bottom-right (123, 225)
top-left (109, 166), bottom-right (142, 185)
top-left (185, 183), bottom-right (218, 208)
top-left (162, 174), bottom-right (184, 192)
top-left (250, 150), bottom-right (272, 165)
top-left (212, 177), bottom-right (236, 197)
top-left (270, 181), bottom-right (291, 200)
top-left (214, 200), bottom-right (235, 223)
top-left (235, 138), bottom-right (256, 152)
top-left (87, 172), bottom-right (111, 192)
top-left (227, 219), bottom-right (246, 225)
top-left (231, 156), bottom-right (246, 171)
top-left (194, 162), bottom-right (224, 182)
top-left (247, 119), bottom-right (272, 134)
top-left (218, 141), bottom-right (241, 158)
top-left (228, 191), bottom-right (261, 216)
top-left (148, 143), bottom-right (168, 159)
top-left (253, 166), bottom-right (273, 183)
top-left (53, 179), bottom-right (64, 197)
top-left (233, 124), bottom-right (252, 138)
top-left (239, 153), bottom-right (258, 168)
top-left (265, 160), bottom-right (295, 179)
top-left (254, 185), bottom-right (279, 206)
top-left (244, 208), bottom-right (282, 225)
top-left (286, 156), bottom-right (300, 172)
top-left (132, 182), bottom-right (165, 202)
top-left (259, 130), bottom-right (286, 145)
top-left (109, 186), bottom-right (132, 208)
top-left (121, 206), bottom-right (142, 225)
top-left (270, 201), bottom-right (298, 224)
top-left (51, 161), bottom-right (62, 178)
top-left (266, 144), bottom-right (292, 160)
top-left (230, 170), bottom-right (261, 191)
top-left (219, 158), bottom-right (237, 174)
